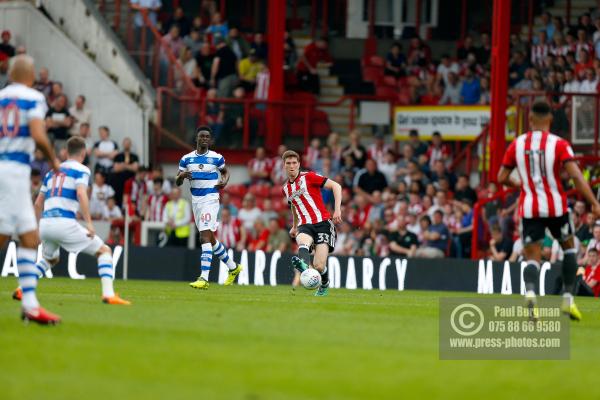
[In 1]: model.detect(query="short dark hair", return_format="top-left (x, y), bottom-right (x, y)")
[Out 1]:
top-left (99, 125), bottom-right (110, 134)
top-left (409, 129), bottom-right (419, 137)
top-left (433, 209), bottom-right (444, 218)
top-left (432, 131), bottom-right (441, 138)
top-left (196, 125), bottom-right (212, 135)
top-left (282, 150), bottom-right (300, 162)
top-left (420, 215), bottom-right (432, 224)
top-left (531, 100), bottom-right (552, 117)
top-left (31, 168), bottom-right (41, 177)
top-left (153, 177), bottom-right (164, 185)
top-left (589, 248), bottom-right (598, 254)
top-left (67, 136), bottom-right (87, 156)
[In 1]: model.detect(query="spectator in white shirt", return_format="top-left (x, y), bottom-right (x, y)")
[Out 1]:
top-left (237, 194), bottom-right (262, 233)
top-left (69, 95), bottom-right (91, 137)
top-left (436, 54), bottom-right (459, 86)
top-left (93, 126), bottom-right (119, 174)
top-left (562, 69), bottom-right (581, 95)
top-left (102, 197), bottom-right (123, 221)
top-left (90, 171), bottom-right (115, 219)
top-left (579, 68), bottom-right (598, 93)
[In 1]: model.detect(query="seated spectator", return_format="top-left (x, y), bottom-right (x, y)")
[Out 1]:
top-left (510, 33), bottom-right (527, 54)
top-left (477, 32), bottom-right (492, 66)
top-left (349, 194), bottom-right (371, 228)
top-left (296, 36), bottom-right (332, 94)
top-left (146, 165), bottom-right (172, 195)
top-left (457, 35), bottom-right (476, 62)
top-left (407, 129), bottom-right (428, 157)
top-left (124, 166), bottom-right (148, 217)
top-left (439, 72), bottom-right (461, 104)
top-left (106, 224), bottom-right (124, 246)
top-left (217, 207), bottom-right (241, 250)
top-left (211, 36), bottom-right (238, 98)
top-left (218, 86), bottom-right (246, 146)
top-left (378, 150), bottom-right (397, 186)
top-left (31, 169), bottom-right (42, 202)
top-left (238, 193), bottom-right (262, 233)
top-left (354, 159), bottom-right (388, 199)
top-left (261, 199), bottom-right (279, 222)
top-left (248, 219), bottom-right (269, 251)
top-left (68, 95), bottom-right (91, 137)
top-left (415, 211), bottom-right (449, 258)
top-left (531, 31), bottom-right (550, 66)
top-left (238, 49), bottom-right (264, 91)
top-left (407, 37), bottom-right (431, 66)
top-left (195, 42), bottom-right (214, 88)
top-left (0, 55), bottom-right (8, 89)
top-left (436, 54), bottom-right (459, 86)
top-left (426, 131), bottom-right (451, 169)
top-left (508, 51), bottom-right (528, 87)
top-left (488, 224), bottom-right (512, 261)
top-left (251, 32), bottom-right (268, 60)
top-left (161, 25), bottom-right (184, 64)
top-left (460, 67), bottom-right (481, 104)
top-left (270, 144), bottom-right (288, 186)
top-left (145, 177), bottom-right (168, 222)
top-left (367, 132), bottom-right (391, 167)
top-left (30, 149), bottom-right (51, 179)
top-left (479, 76), bottom-right (491, 105)
top-left (575, 49), bottom-right (594, 78)
top-left (266, 218), bottom-right (290, 253)
top-left (33, 67), bottom-right (52, 99)
top-left (219, 192), bottom-right (238, 217)
top-left (102, 197), bottom-right (123, 221)
top-left (163, 7), bottom-right (190, 37)
top-left (453, 175), bottom-right (477, 205)
top-left (247, 147), bottom-right (271, 184)
top-left (203, 88), bottom-right (223, 140)
top-left (227, 27), bottom-right (250, 60)
top-left (341, 130), bottom-right (367, 169)
top-left (388, 217), bottom-right (419, 258)
top-left (482, 181), bottom-right (500, 226)
top-left (93, 126), bottom-right (119, 174)
top-left (0, 30), bottom-right (14, 57)
top-left (183, 28), bottom-right (204, 57)
top-left (575, 248), bottom-right (600, 297)
top-left (162, 187), bottom-right (191, 247)
top-left (112, 137), bottom-right (140, 206)
top-left (304, 138), bottom-right (321, 169)
top-left (284, 31), bottom-right (297, 70)
top-left (579, 68), bottom-right (598, 92)
top-left (430, 159), bottom-right (456, 190)
top-left (45, 94), bottom-right (73, 146)
top-left (455, 199), bottom-right (475, 257)
top-left (563, 68), bottom-right (580, 93)
top-left (205, 12), bottom-right (229, 39)
top-left (384, 42), bottom-right (406, 77)
top-left (178, 46), bottom-right (199, 90)
top-left (90, 171), bottom-right (115, 220)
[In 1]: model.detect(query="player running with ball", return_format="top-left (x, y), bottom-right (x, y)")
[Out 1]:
top-left (176, 126), bottom-right (242, 289)
top-left (281, 150), bottom-right (342, 296)
top-left (498, 100), bottom-right (600, 321)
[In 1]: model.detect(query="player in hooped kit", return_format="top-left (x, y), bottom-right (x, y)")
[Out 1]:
top-left (13, 137), bottom-right (131, 306)
top-left (498, 101), bottom-right (600, 321)
top-left (282, 150), bottom-right (343, 296)
top-left (176, 126), bottom-right (242, 289)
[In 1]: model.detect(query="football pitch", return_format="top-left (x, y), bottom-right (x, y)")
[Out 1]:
top-left (1, 278), bottom-right (599, 400)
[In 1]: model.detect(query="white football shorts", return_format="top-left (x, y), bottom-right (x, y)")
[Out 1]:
top-left (0, 167), bottom-right (37, 236)
top-left (192, 200), bottom-right (220, 232)
top-left (39, 218), bottom-right (104, 260)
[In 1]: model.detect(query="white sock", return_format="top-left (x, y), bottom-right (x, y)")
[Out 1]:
top-left (200, 243), bottom-right (213, 280)
top-left (17, 248), bottom-right (40, 311)
top-left (562, 292), bottom-right (573, 306)
top-left (97, 253), bottom-right (115, 298)
top-left (212, 241), bottom-right (236, 270)
top-left (35, 258), bottom-right (52, 278)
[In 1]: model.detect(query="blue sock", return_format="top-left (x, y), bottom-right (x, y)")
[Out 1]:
top-left (212, 241), bottom-right (236, 270)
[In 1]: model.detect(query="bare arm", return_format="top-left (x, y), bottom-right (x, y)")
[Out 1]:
top-left (34, 192), bottom-right (45, 222)
top-left (215, 166), bottom-right (230, 189)
top-left (77, 185), bottom-right (95, 237)
top-left (210, 57), bottom-right (220, 82)
top-left (176, 170), bottom-right (192, 186)
top-left (30, 119), bottom-right (59, 172)
top-left (323, 178), bottom-right (342, 224)
top-left (497, 166), bottom-right (521, 188)
top-left (389, 241), bottom-right (412, 255)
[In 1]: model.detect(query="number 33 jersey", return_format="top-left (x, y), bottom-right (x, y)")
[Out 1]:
top-left (502, 130), bottom-right (574, 219)
top-left (40, 160), bottom-right (91, 220)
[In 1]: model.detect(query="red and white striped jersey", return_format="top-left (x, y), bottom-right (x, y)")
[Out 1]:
top-left (502, 131), bottom-right (575, 219)
top-left (255, 70), bottom-right (270, 100)
top-left (146, 193), bottom-right (168, 222)
top-left (282, 171), bottom-right (331, 226)
top-left (530, 43), bottom-right (549, 65)
top-left (217, 218), bottom-right (241, 248)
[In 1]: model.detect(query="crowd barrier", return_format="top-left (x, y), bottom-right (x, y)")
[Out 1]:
top-left (0, 245), bottom-right (564, 295)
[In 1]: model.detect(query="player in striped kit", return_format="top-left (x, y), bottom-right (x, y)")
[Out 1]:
top-left (281, 150), bottom-right (343, 296)
top-left (13, 136), bottom-right (131, 307)
top-left (176, 126), bottom-right (242, 289)
top-left (0, 55), bottom-right (61, 324)
top-left (498, 101), bottom-right (600, 321)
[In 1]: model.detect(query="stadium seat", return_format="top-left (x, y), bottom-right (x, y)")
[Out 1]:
top-left (375, 86), bottom-right (397, 98)
top-left (381, 76), bottom-right (397, 87)
top-left (362, 66), bottom-right (384, 83)
top-left (248, 184), bottom-right (271, 198)
top-left (368, 55), bottom-right (385, 67)
top-left (226, 184), bottom-right (247, 198)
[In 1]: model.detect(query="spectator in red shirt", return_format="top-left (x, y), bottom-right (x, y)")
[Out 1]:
top-left (248, 219), bottom-right (269, 251)
top-left (145, 178), bottom-right (168, 222)
top-left (296, 37), bottom-right (333, 94)
top-left (248, 146), bottom-right (271, 184)
top-left (123, 166), bottom-right (148, 217)
top-left (576, 248), bottom-right (600, 297)
top-left (217, 208), bottom-right (241, 250)
top-left (574, 49), bottom-right (593, 78)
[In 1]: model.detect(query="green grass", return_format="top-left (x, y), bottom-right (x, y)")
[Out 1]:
top-left (0, 278), bottom-right (599, 400)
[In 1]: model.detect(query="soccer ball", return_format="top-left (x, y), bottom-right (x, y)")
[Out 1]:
top-left (300, 268), bottom-right (321, 290)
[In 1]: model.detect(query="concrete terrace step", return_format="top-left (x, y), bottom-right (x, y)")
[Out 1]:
top-left (320, 86), bottom-right (344, 96)
top-left (318, 105), bottom-right (351, 116)
top-left (320, 76), bottom-right (338, 85)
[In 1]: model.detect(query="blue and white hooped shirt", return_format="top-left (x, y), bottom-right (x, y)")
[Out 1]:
top-left (178, 150), bottom-right (225, 203)
top-left (40, 160), bottom-right (91, 219)
top-left (0, 83), bottom-right (47, 174)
